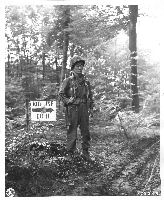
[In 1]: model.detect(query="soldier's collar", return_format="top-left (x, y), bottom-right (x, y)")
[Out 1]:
top-left (71, 73), bottom-right (84, 80)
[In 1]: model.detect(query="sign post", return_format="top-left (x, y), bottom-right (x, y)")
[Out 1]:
top-left (24, 91), bottom-right (34, 131)
top-left (31, 101), bottom-right (56, 121)
top-left (26, 98), bottom-right (30, 131)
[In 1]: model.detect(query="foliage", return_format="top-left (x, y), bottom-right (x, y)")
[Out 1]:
top-left (5, 5), bottom-right (129, 71)
top-left (82, 34), bottom-right (160, 127)
top-left (92, 90), bottom-right (160, 139)
top-left (46, 5), bottom-right (129, 54)
top-left (5, 5), bottom-right (160, 109)
top-left (114, 110), bottom-right (159, 138)
top-left (5, 5), bottom-right (56, 67)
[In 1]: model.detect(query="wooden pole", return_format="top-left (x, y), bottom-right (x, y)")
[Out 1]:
top-left (25, 97), bottom-right (30, 131)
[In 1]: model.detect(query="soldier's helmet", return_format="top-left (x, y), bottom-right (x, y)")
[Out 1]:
top-left (70, 55), bottom-right (85, 70)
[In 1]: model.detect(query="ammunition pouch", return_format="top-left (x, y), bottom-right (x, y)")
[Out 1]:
top-left (72, 98), bottom-right (87, 105)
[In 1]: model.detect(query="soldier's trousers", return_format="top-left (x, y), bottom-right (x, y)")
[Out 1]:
top-left (66, 103), bottom-right (90, 153)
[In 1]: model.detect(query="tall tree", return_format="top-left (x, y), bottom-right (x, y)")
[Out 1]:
top-left (129, 5), bottom-right (139, 113)
top-left (60, 6), bottom-right (70, 83)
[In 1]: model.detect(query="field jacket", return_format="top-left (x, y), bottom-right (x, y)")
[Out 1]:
top-left (59, 74), bottom-right (94, 109)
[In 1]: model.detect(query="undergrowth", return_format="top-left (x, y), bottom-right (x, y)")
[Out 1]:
top-left (5, 117), bottom-right (160, 196)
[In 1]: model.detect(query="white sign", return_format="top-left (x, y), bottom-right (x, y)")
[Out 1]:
top-left (31, 101), bottom-right (56, 121)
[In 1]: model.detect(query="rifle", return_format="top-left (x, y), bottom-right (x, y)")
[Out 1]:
top-left (65, 106), bottom-right (71, 130)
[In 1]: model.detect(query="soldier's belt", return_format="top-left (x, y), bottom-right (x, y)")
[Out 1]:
top-left (79, 98), bottom-right (87, 103)
top-left (72, 98), bottom-right (87, 105)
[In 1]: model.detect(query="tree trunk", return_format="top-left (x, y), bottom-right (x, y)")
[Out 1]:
top-left (7, 52), bottom-right (10, 76)
top-left (55, 57), bottom-right (60, 85)
top-left (60, 7), bottom-right (70, 85)
top-left (70, 43), bottom-right (75, 58)
top-left (42, 52), bottom-right (46, 80)
top-left (20, 57), bottom-right (23, 77)
top-left (129, 5), bottom-right (139, 113)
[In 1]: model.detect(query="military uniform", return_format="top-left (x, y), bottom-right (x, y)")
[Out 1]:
top-left (59, 56), bottom-right (94, 158)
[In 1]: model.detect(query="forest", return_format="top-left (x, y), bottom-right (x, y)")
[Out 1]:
top-left (5, 5), bottom-right (160, 197)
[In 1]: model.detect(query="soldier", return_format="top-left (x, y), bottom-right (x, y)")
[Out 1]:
top-left (59, 55), bottom-right (94, 161)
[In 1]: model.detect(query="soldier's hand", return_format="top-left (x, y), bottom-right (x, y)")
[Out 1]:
top-left (67, 97), bottom-right (74, 104)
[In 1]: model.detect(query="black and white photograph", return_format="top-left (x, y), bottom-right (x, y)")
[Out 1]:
top-left (3, 0), bottom-right (162, 197)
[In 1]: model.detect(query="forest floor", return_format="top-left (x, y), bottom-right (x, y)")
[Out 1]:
top-left (5, 114), bottom-right (161, 197)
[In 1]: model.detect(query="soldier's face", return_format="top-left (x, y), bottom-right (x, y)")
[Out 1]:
top-left (73, 62), bottom-right (84, 75)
